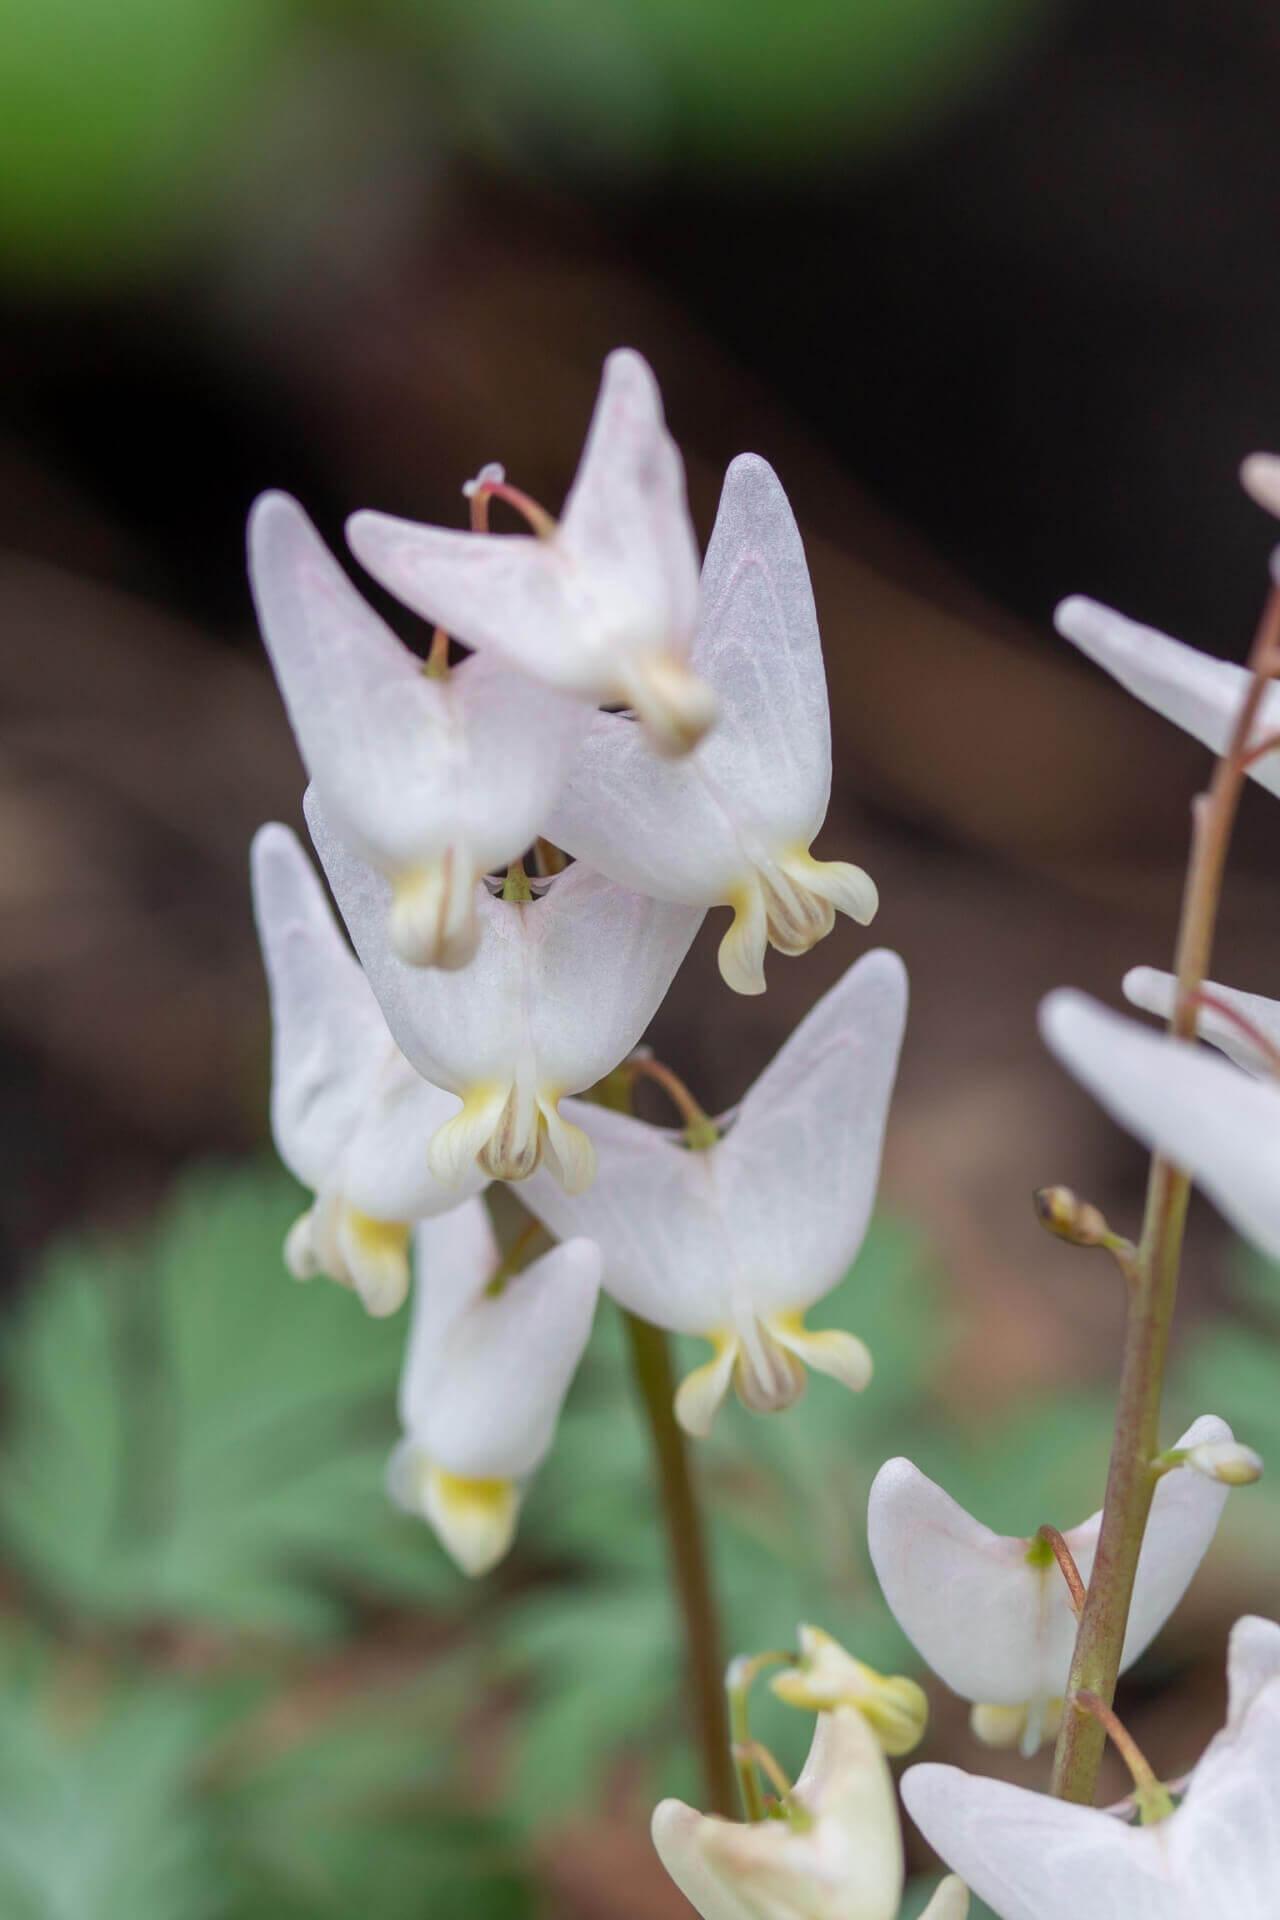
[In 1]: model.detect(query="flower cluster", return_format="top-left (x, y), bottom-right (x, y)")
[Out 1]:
top-left (250, 348), bottom-right (888, 1575)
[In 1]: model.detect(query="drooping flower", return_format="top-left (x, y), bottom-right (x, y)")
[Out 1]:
top-left (1041, 988), bottom-right (1280, 1261)
top-left (250, 821), bottom-right (486, 1316)
top-left (1054, 594), bottom-right (1280, 796)
top-left (543, 453), bottom-right (877, 994)
top-left (1123, 965), bottom-right (1280, 1078)
top-left (249, 491), bottom-right (586, 969)
top-left (387, 1197), bottom-right (599, 1576)
top-left (347, 349), bottom-right (716, 755)
top-left (772, 1626), bottom-right (930, 1758)
top-left (653, 1705), bottom-right (968, 1920)
top-left (867, 1415), bottom-right (1236, 1758)
top-left (306, 792), bottom-right (703, 1195)
top-left (903, 1613), bottom-right (1280, 1920)
top-left (523, 948), bottom-right (907, 1436)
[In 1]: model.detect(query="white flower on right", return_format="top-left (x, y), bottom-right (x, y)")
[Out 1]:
top-left (388, 1198), bottom-right (599, 1576)
top-left (251, 821), bottom-right (485, 1317)
top-left (654, 1704), bottom-right (969, 1920)
top-left (249, 491), bottom-right (586, 970)
top-left (523, 948), bottom-right (907, 1437)
top-left (1041, 989), bottom-right (1280, 1260)
top-left (348, 348), bottom-right (716, 755)
top-left (545, 454), bottom-right (878, 994)
top-left (307, 793), bottom-right (703, 1195)
top-left (1054, 593), bottom-right (1280, 797)
top-left (868, 1416), bottom-right (1236, 1757)
top-left (903, 1614), bottom-right (1280, 1920)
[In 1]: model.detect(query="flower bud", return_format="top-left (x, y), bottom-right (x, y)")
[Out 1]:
top-left (1184, 1439), bottom-right (1264, 1486)
top-left (1033, 1185), bottom-right (1111, 1246)
top-left (771, 1626), bottom-right (928, 1757)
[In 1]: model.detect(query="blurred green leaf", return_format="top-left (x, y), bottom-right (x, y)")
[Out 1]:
top-left (0, 1165), bottom-right (468, 1638)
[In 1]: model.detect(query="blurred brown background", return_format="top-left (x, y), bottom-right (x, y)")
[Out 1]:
top-left (4, 1), bottom-right (1280, 1905)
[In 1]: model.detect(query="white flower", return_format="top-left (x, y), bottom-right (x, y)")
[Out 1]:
top-left (1054, 595), bottom-right (1280, 798)
top-left (545, 454), bottom-right (878, 995)
top-left (249, 491), bottom-right (586, 970)
top-left (902, 1614), bottom-right (1280, 1920)
top-left (347, 348), bottom-right (716, 755)
top-left (653, 1705), bottom-right (968, 1920)
top-left (868, 1416), bottom-right (1235, 1757)
top-left (522, 949), bottom-right (907, 1436)
top-left (250, 822), bottom-right (486, 1316)
top-left (387, 1197), bottom-right (599, 1576)
top-left (1041, 989), bottom-right (1280, 1261)
top-left (305, 792), bottom-right (702, 1195)
top-left (1123, 965), bottom-right (1280, 1078)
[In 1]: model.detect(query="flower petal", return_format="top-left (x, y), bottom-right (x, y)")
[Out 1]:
top-left (673, 1338), bottom-right (738, 1440)
top-left (719, 948), bottom-right (908, 1316)
top-left (1055, 594), bottom-right (1280, 801)
top-left (250, 821), bottom-right (388, 1191)
top-left (771, 1319), bottom-right (873, 1395)
top-left (1123, 965), bottom-right (1280, 1079)
top-left (1041, 989), bottom-right (1280, 1259)
top-left (718, 883), bottom-right (769, 995)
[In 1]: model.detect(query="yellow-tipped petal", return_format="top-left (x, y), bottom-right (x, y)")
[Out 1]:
top-left (422, 1466), bottom-right (520, 1577)
top-left (336, 1206), bottom-right (412, 1317)
top-left (389, 850), bottom-right (480, 969)
top-left (427, 1084), bottom-right (510, 1187)
top-left (538, 1096), bottom-right (597, 1196)
top-left (673, 1335), bottom-right (738, 1440)
top-left (621, 651), bottom-right (717, 756)
top-left (781, 846), bottom-right (879, 928)
top-left (772, 1626), bottom-right (929, 1756)
top-left (718, 883), bottom-right (769, 995)
top-left (770, 1311), bottom-right (873, 1396)
top-left (969, 1698), bottom-right (1063, 1755)
top-left (919, 1877), bottom-right (970, 1920)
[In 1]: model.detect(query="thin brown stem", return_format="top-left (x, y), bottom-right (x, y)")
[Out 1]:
top-left (1187, 988), bottom-right (1280, 1077)
top-left (1075, 1692), bottom-right (1162, 1794)
top-left (623, 1310), bottom-right (735, 1816)
top-left (1037, 1526), bottom-right (1087, 1616)
top-left (1052, 581), bottom-right (1280, 1803)
top-left (625, 1056), bottom-right (718, 1146)
top-left (468, 478), bottom-right (556, 539)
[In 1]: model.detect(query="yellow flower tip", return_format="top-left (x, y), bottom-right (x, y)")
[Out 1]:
top-left (538, 1095), bottom-right (597, 1195)
top-left (389, 853), bottom-right (478, 969)
top-left (623, 652), bottom-right (717, 756)
top-left (339, 1207), bottom-right (412, 1317)
top-left (422, 1466), bottom-right (520, 1578)
top-left (774, 1628), bottom-right (928, 1755)
top-left (969, 1697), bottom-right (1063, 1756)
top-left (718, 889), bottom-right (769, 995)
top-left (673, 1335), bottom-right (738, 1440)
top-left (1186, 1439), bottom-right (1264, 1486)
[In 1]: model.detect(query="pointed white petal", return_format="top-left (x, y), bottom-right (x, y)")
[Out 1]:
top-left (1115, 1413), bottom-right (1232, 1670)
top-left (401, 1205), bottom-right (600, 1479)
top-left (1170, 1615), bottom-right (1280, 1914)
top-left (1041, 990), bottom-right (1280, 1258)
top-left (1123, 964), bottom-right (1280, 1078)
top-left (868, 1458), bottom-right (1061, 1707)
top-left (650, 1800), bottom-right (756, 1920)
top-left (250, 821), bottom-right (388, 1190)
top-left (524, 861), bottom-right (702, 1097)
top-left (903, 1765), bottom-right (1159, 1920)
top-left (523, 1102), bottom-right (727, 1334)
top-left (719, 949), bottom-right (908, 1316)
top-left (1223, 1614), bottom-right (1280, 1730)
top-left (1055, 594), bottom-right (1280, 801)
top-left (917, 1879), bottom-right (970, 1920)
top-left (1241, 452), bottom-right (1280, 518)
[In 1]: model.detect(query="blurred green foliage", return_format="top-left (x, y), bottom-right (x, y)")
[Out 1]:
top-left (0, 1161), bottom-right (1271, 1916)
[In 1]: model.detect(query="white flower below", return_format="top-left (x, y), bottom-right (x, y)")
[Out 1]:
top-left (1042, 988), bottom-right (1280, 1261)
top-left (523, 949), bottom-right (907, 1436)
top-left (868, 1415), bottom-right (1236, 1756)
top-left (654, 1703), bottom-right (968, 1920)
top-left (388, 1198), bottom-right (599, 1576)
top-left (251, 822), bottom-right (486, 1316)
top-left (546, 453), bottom-right (877, 993)
top-left (1054, 594), bottom-right (1280, 799)
top-left (307, 792), bottom-right (702, 1194)
top-left (249, 492), bottom-right (586, 970)
top-left (903, 1614), bottom-right (1280, 1920)
top-left (348, 348), bottom-right (715, 755)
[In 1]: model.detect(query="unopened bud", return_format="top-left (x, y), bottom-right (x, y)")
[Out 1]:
top-left (1034, 1186), bottom-right (1110, 1246)
top-left (1240, 452), bottom-right (1280, 520)
top-left (462, 460), bottom-right (506, 499)
top-left (1185, 1440), bottom-right (1264, 1486)
top-left (969, 1697), bottom-right (1064, 1756)
top-left (771, 1626), bottom-right (928, 1756)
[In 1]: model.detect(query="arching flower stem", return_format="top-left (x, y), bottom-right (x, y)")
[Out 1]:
top-left (1051, 579), bottom-right (1280, 1805)
top-left (468, 475), bottom-right (556, 540)
top-left (725, 1651), bottom-right (797, 1821)
top-left (1075, 1691), bottom-right (1174, 1825)
top-left (624, 1055), bottom-right (719, 1149)
top-left (1036, 1524), bottom-right (1087, 1617)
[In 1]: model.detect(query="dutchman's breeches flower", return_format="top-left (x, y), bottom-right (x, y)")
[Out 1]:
top-left (249, 491), bottom-right (587, 970)
top-left (388, 1198), bottom-right (600, 1576)
top-left (903, 1615), bottom-right (1280, 1920)
top-left (307, 793), bottom-right (703, 1195)
top-left (523, 948), bottom-right (907, 1435)
top-left (654, 1703), bottom-right (967, 1920)
top-left (546, 452), bottom-right (878, 994)
top-left (868, 1415), bottom-right (1238, 1757)
top-left (250, 823), bottom-right (487, 1316)
top-left (1042, 988), bottom-right (1280, 1262)
top-left (347, 349), bottom-right (716, 756)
